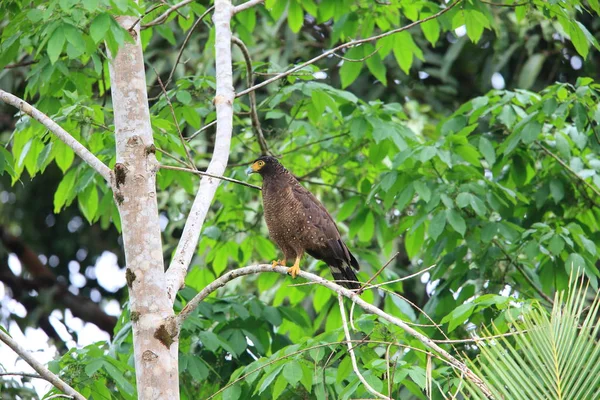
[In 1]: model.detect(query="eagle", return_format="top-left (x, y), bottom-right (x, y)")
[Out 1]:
top-left (246, 156), bottom-right (361, 290)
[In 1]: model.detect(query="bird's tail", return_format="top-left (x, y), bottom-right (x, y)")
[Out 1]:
top-left (332, 241), bottom-right (361, 290)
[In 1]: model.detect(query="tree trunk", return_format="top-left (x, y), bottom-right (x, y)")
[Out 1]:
top-left (107, 16), bottom-right (179, 399)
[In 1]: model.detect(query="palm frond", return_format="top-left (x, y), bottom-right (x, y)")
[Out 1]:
top-left (463, 276), bottom-right (600, 400)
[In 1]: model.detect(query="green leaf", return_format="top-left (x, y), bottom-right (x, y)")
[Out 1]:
top-left (549, 179), bottom-right (564, 203)
top-left (364, 44), bottom-right (387, 85)
top-left (47, 26), bottom-right (66, 64)
top-left (569, 22), bottom-right (589, 59)
top-left (521, 120), bottom-right (542, 144)
top-left (283, 361), bottom-right (302, 386)
top-left (465, 10), bottom-right (486, 43)
top-left (444, 303), bottom-right (475, 332)
top-left (358, 211), bottom-right (375, 242)
top-left (287, 0), bottom-right (304, 33)
top-left (54, 169), bottom-right (77, 213)
top-left (446, 209), bottom-right (466, 236)
top-left (393, 31), bottom-right (416, 74)
top-left (188, 357), bottom-right (209, 381)
top-left (103, 361), bottom-right (134, 395)
top-left (223, 383), bottom-right (242, 400)
top-left (339, 47), bottom-right (363, 88)
top-left (420, 12), bottom-right (440, 46)
top-left (578, 234), bottom-right (596, 256)
top-left (90, 13), bottom-right (111, 43)
top-left (517, 54), bottom-right (546, 89)
top-left (413, 181), bottom-right (431, 202)
top-left (79, 185), bottom-right (99, 223)
top-left (428, 212), bottom-right (446, 240)
top-left (479, 137), bottom-right (496, 166)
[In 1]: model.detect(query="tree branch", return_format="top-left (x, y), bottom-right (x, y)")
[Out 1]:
top-left (232, 0), bottom-right (264, 14)
top-left (0, 329), bottom-right (86, 400)
top-left (159, 164), bottom-right (261, 190)
top-left (143, 0), bottom-right (194, 28)
top-left (164, 0), bottom-right (235, 303)
top-left (0, 90), bottom-right (112, 182)
top-left (235, 0), bottom-right (462, 99)
top-left (232, 36), bottom-right (269, 155)
top-left (172, 264), bottom-right (492, 397)
top-left (338, 294), bottom-right (391, 399)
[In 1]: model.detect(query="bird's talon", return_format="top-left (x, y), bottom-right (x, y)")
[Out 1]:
top-left (287, 265), bottom-right (300, 278)
top-left (271, 259), bottom-right (286, 268)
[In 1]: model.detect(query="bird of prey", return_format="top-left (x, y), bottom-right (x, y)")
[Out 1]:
top-left (246, 156), bottom-right (361, 289)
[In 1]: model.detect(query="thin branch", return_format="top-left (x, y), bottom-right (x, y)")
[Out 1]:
top-left (280, 133), bottom-right (347, 155)
top-left (151, 67), bottom-right (197, 170)
top-left (0, 329), bottom-right (86, 400)
top-left (356, 251), bottom-right (400, 295)
top-left (492, 239), bottom-right (554, 304)
top-left (232, 36), bottom-right (269, 155)
top-left (4, 60), bottom-right (38, 69)
top-left (174, 264), bottom-right (493, 397)
top-left (235, 0), bottom-right (462, 98)
top-left (159, 164), bottom-right (261, 190)
top-left (128, 3), bottom-right (166, 31)
top-left (162, 6), bottom-right (214, 90)
top-left (155, 147), bottom-right (190, 167)
top-left (333, 46), bottom-right (380, 62)
top-left (479, 0), bottom-right (529, 6)
top-left (232, 0), bottom-right (264, 14)
top-left (187, 120), bottom-right (216, 141)
top-left (0, 372), bottom-right (44, 379)
top-left (164, 0), bottom-right (235, 303)
top-left (538, 143), bottom-right (600, 205)
top-left (339, 294), bottom-right (391, 399)
top-left (0, 90), bottom-right (111, 182)
top-left (143, 0), bottom-right (193, 28)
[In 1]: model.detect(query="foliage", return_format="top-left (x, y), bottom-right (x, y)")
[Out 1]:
top-left (1, 0), bottom-right (600, 399)
top-left (464, 277), bottom-right (600, 399)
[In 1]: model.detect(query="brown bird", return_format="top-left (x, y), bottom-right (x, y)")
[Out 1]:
top-left (246, 156), bottom-right (360, 289)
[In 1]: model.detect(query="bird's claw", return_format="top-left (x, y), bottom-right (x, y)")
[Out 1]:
top-left (271, 259), bottom-right (285, 268)
top-left (287, 264), bottom-right (300, 278)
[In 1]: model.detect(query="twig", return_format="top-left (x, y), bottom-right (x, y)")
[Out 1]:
top-left (173, 264), bottom-right (493, 397)
top-left (538, 143), bottom-right (600, 205)
top-left (232, 36), bottom-right (269, 155)
top-left (164, 0), bottom-right (236, 303)
top-left (163, 6), bottom-right (215, 91)
top-left (143, 0), bottom-right (193, 28)
top-left (232, 0), bottom-right (264, 14)
top-left (235, 0), bottom-right (462, 98)
top-left (333, 46), bottom-right (380, 62)
top-left (155, 147), bottom-right (190, 167)
top-left (0, 90), bottom-right (111, 182)
top-left (151, 67), bottom-right (197, 170)
top-left (187, 120), bottom-right (216, 141)
top-left (370, 264), bottom-right (436, 289)
top-left (356, 251), bottom-right (400, 295)
top-left (0, 372), bottom-right (44, 379)
top-left (0, 329), bottom-right (86, 400)
top-left (479, 0), bottom-right (529, 6)
top-left (159, 164), bottom-right (261, 190)
top-left (492, 239), bottom-right (554, 304)
top-left (338, 294), bottom-right (391, 399)
top-left (4, 60), bottom-right (38, 69)
top-left (128, 3), bottom-right (166, 31)
top-left (280, 133), bottom-right (348, 155)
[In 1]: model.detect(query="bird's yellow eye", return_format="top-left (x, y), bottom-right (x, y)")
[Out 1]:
top-left (257, 160), bottom-right (265, 167)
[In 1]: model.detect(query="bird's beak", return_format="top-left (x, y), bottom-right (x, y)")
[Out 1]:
top-left (245, 166), bottom-right (255, 175)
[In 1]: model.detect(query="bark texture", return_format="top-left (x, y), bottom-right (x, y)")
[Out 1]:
top-left (107, 16), bottom-right (178, 399)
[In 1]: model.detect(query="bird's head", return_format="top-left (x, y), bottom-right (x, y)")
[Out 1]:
top-left (246, 156), bottom-right (284, 177)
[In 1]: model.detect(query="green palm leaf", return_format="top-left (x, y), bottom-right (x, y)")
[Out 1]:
top-left (464, 277), bottom-right (600, 400)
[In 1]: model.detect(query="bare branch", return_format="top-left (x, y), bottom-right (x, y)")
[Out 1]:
top-left (338, 294), bottom-right (391, 399)
top-left (143, 0), bottom-right (193, 28)
top-left (0, 372), bottom-right (44, 379)
top-left (333, 46), bottom-right (380, 62)
top-left (0, 90), bottom-right (111, 182)
top-left (163, 6), bottom-right (214, 90)
top-left (159, 164), bottom-right (261, 190)
top-left (151, 66), bottom-right (197, 170)
top-left (479, 0), bottom-right (529, 6)
top-left (165, 0), bottom-right (235, 303)
top-left (232, 0), bottom-right (264, 14)
top-left (187, 120), bottom-right (216, 141)
top-left (128, 3), bottom-right (166, 31)
top-left (173, 264), bottom-right (492, 397)
top-left (232, 36), bottom-right (269, 155)
top-left (0, 329), bottom-right (85, 400)
top-left (236, 0), bottom-right (462, 99)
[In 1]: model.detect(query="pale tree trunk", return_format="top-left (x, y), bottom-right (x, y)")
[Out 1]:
top-left (107, 16), bottom-right (179, 399)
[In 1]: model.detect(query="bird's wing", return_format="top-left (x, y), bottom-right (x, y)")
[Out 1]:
top-left (290, 179), bottom-right (341, 239)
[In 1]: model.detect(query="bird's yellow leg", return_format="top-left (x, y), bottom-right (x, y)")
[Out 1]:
top-left (287, 256), bottom-right (301, 278)
top-left (271, 259), bottom-right (286, 268)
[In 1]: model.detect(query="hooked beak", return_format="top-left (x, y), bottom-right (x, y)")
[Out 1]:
top-left (245, 166), bottom-right (255, 175)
